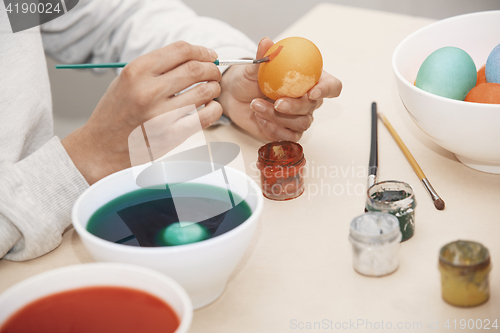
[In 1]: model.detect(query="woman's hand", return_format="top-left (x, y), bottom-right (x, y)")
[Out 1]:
top-left (217, 37), bottom-right (342, 142)
top-left (62, 41), bottom-right (222, 185)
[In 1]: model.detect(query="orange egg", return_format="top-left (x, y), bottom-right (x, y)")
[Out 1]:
top-left (258, 37), bottom-right (323, 100)
top-left (465, 83), bottom-right (500, 104)
top-left (477, 65), bottom-right (487, 86)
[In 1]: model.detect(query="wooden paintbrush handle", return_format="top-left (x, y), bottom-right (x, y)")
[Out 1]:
top-left (378, 113), bottom-right (426, 180)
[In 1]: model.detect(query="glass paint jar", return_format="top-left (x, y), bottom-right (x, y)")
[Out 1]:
top-left (366, 181), bottom-right (416, 242)
top-left (439, 240), bottom-right (491, 307)
top-left (349, 212), bottom-right (402, 277)
top-left (257, 141), bottom-right (306, 201)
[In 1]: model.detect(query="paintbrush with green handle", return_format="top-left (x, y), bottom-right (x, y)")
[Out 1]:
top-left (55, 46), bottom-right (283, 69)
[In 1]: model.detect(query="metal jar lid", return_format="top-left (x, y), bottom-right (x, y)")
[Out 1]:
top-left (350, 212), bottom-right (401, 244)
top-left (439, 240), bottom-right (491, 274)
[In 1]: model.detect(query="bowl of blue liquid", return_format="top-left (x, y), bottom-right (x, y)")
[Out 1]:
top-left (72, 161), bottom-right (263, 309)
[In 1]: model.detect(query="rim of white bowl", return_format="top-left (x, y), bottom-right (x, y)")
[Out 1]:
top-left (72, 165), bottom-right (264, 254)
top-left (0, 262), bottom-right (192, 333)
top-left (392, 10), bottom-right (500, 110)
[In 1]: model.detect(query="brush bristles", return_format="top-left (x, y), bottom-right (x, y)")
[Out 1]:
top-left (267, 45), bottom-right (283, 62)
top-left (253, 57), bottom-right (268, 64)
top-left (254, 46), bottom-right (284, 64)
top-left (434, 198), bottom-right (445, 210)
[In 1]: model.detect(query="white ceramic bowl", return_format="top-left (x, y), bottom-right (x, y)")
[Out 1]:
top-left (393, 11), bottom-right (500, 173)
top-left (0, 263), bottom-right (192, 332)
top-left (72, 163), bottom-right (263, 309)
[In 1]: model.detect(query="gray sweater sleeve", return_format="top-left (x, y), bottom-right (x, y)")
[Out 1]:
top-left (0, 0), bottom-right (90, 261)
top-left (0, 138), bottom-right (89, 261)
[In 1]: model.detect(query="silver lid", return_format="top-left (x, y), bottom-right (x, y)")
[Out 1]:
top-left (350, 212), bottom-right (401, 244)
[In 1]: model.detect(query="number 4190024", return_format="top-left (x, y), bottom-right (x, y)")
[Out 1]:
top-left (444, 319), bottom-right (498, 330)
top-left (6, 2), bottom-right (62, 14)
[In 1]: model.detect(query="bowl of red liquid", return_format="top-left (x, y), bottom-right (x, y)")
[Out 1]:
top-left (0, 263), bottom-right (192, 333)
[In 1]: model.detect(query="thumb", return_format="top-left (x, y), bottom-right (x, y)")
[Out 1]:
top-left (245, 37), bottom-right (275, 80)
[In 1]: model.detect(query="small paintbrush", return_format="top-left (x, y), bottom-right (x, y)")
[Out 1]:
top-left (364, 102), bottom-right (378, 213)
top-left (378, 112), bottom-right (445, 211)
top-left (368, 102), bottom-right (378, 189)
top-left (55, 46), bottom-right (283, 69)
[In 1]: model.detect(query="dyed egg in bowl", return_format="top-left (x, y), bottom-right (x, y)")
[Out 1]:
top-left (393, 11), bottom-right (500, 173)
top-left (72, 161), bottom-right (263, 309)
top-left (0, 263), bottom-right (192, 333)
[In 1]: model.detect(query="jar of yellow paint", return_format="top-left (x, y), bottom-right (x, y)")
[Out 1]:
top-left (439, 240), bottom-right (491, 307)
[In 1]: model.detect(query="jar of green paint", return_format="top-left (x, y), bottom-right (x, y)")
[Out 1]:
top-left (366, 181), bottom-right (416, 242)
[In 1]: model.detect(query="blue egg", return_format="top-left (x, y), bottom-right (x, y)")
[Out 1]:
top-left (416, 47), bottom-right (477, 100)
top-left (486, 44), bottom-right (500, 84)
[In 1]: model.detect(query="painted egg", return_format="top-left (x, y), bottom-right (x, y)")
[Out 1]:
top-left (485, 43), bottom-right (500, 84)
top-left (415, 47), bottom-right (476, 100)
top-left (258, 37), bottom-right (323, 100)
top-left (477, 65), bottom-right (487, 86)
top-left (465, 83), bottom-right (500, 104)
top-left (161, 223), bottom-right (209, 246)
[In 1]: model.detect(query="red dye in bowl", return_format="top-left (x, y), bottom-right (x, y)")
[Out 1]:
top-left (0, 286), bottom-right (179, 333)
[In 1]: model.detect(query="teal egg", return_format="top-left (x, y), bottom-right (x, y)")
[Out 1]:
top-left (416, 47), bottom-right (477, 100)
top-left (161, 223), bottom-right (209, 246)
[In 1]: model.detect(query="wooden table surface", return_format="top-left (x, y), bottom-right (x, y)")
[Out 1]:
top-left (1, 3), bottom-right (499, 332)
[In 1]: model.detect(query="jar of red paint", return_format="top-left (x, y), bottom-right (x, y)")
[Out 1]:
top-left (257, 141), bottom-right (306, 201)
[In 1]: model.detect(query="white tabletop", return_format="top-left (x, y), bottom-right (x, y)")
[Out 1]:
top-left (1, 3), bottom-right (500, 332)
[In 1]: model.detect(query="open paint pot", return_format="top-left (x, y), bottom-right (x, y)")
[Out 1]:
top-left (349, 212), bottom-right (402, 277)
top-left (257, 141), bottom-right (306, 201)
top-left (439, 240), bottom-right (491, 307)
top-left (366, 181), bottom-right (416, 242)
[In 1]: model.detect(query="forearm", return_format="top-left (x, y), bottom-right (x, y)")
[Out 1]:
top-left (61, 125), bottom-right (129, 186)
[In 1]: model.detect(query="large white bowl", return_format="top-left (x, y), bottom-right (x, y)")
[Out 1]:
top-left (0, 263), bottom-right (192, 333)
top-left (393, 11), bottom-right (500, 173)
top-left (72, 163), bottom-right (263, 309)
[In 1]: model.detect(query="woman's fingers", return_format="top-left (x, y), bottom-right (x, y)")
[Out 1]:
top-left (167, 81), bottom-right (221, 111)
top-left (168, 100), bottom-right (223, 136)
top-left (307, 71), bottom-right (342, 100)
top-left (160, 61), bottom-right (221, 96)
top-left (254, 113), bottom-right (302, 142)
top-left (195, 100), bottom-right (224, 129)
top-left (124, 41), bottom-right (221, 101)
top-left (130, 41), bottom-right (218, 75)
top-left (149, 100), bottom-right (222, 157)
top-left (262, 70), bottom-right (339, 117)
top-left (250, 98), bottom-right (305, 141)
top-left (272, 94), bottom-right (320, 116)
top-left (251, 98), bottom-right (313, 132)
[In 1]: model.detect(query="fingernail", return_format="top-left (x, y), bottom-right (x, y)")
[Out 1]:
top-left (251, 100), bottom-right (266, 113)
top-left (275, 100), bottom-right (290, 112)
top-left (309, 88), bottom-right (322, 100)
top-left (209, 49), bottom-right (218, 60)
